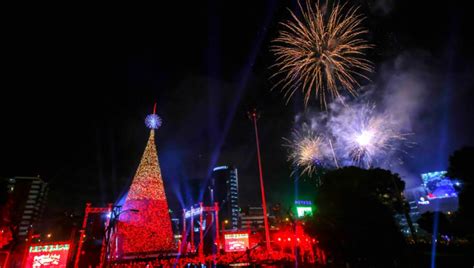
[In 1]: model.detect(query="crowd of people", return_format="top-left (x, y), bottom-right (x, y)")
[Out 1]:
top-left (110, 248), bottom-right (307, 267)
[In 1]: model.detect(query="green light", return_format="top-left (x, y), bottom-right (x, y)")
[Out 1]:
top-left (296, 206), bottom-right (313, 218)
top-left (29, 244), bottom-right (70, 253)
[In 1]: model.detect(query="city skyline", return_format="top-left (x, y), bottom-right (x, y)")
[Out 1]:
top-left (2, 1), bottom-right (474, 267)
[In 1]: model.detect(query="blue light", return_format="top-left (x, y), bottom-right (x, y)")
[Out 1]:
top-left (295, 200), bottom-right (312, 206)
top-left (145, 114), bottom-right (162, 129)
top-left (213, 166), bottom-right (228, 172)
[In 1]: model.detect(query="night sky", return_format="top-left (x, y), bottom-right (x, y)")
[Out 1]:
top-left (2, 0), bottom-right (473, 218)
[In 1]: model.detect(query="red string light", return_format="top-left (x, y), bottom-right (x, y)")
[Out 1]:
top-left (118, 130), bottom-right (175, 254)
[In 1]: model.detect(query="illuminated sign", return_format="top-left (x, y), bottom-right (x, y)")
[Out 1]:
top-left (296, 206), bottom-right (313, 218)
top-left (25, 243), bottom-right (70, 268)
top-left (224, 233), bottom-right (249, 252)
top-left (295, 200), bottom-right (312, 206)
top-left (184, 207), bottom-right (202, 218)
top-left (295, 200), bottom-right (313, 218)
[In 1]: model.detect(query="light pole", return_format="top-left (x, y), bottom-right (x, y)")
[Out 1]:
top-left (248, 109), bottom-right (271, 253)
top-left (102, 206), bottom-right (139, 268)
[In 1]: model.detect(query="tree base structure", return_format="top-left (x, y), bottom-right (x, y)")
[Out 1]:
top-left (118, 200), bottom-right (174, 254)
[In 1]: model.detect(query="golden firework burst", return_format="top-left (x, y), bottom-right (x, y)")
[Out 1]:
top-left (285, 124), bottom-right (326, 176)
top-left (271, 0), bottom-right (373, 107)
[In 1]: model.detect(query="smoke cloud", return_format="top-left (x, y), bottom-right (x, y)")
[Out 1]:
top-left (291, 50), bottom-right (448, 186)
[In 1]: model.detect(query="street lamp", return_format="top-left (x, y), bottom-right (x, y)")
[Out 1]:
top-left (102, 207), bottom-right (139, 267)
top-left (221, 219), bottom-right (229, 232)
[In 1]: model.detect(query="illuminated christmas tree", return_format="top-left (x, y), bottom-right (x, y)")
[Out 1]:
top-left (118, 107), bottom-right (175, 254)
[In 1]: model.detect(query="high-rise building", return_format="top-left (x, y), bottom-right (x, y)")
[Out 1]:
top-left (240, 206), bottom-right (264, 230)
top-left (171, 217), bottom-right (181, 243)
top-left (239, 206), bottom-right (276, 230)
top-left (6, 176), bottom-right (48, 237)
top-left (395, 200), bottom-right (421, 236)
top-left (211, 166), bottom-right (239, 230)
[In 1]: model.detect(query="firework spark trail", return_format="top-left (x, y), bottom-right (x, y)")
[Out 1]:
top-left (328, 138), bottom-right (340, 168)
top-left (271, 0), bottom-right (373, 108)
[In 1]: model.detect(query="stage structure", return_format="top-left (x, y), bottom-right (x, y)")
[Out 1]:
top-left (116, 105), bottom-right (175, 257)
top-left (182, 202), bottom-right (219, 259)
top-left (74, 203), bottom-right (112, 268)
top-left (421, 171), bottom-right (459, 199)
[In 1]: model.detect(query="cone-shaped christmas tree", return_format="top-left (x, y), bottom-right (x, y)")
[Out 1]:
top-left (118, 110), bottom-right (174, 254)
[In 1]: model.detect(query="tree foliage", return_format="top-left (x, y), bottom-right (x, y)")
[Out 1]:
top-left (447, 146), bottom-right (474, 238)
top-left (305, 167), bottom-right (406, 267)
top-left (447, 146), bottom-right (474, 184)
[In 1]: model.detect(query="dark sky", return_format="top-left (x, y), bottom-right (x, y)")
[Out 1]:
top-left (2, 0), bottom-right (473, 217)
